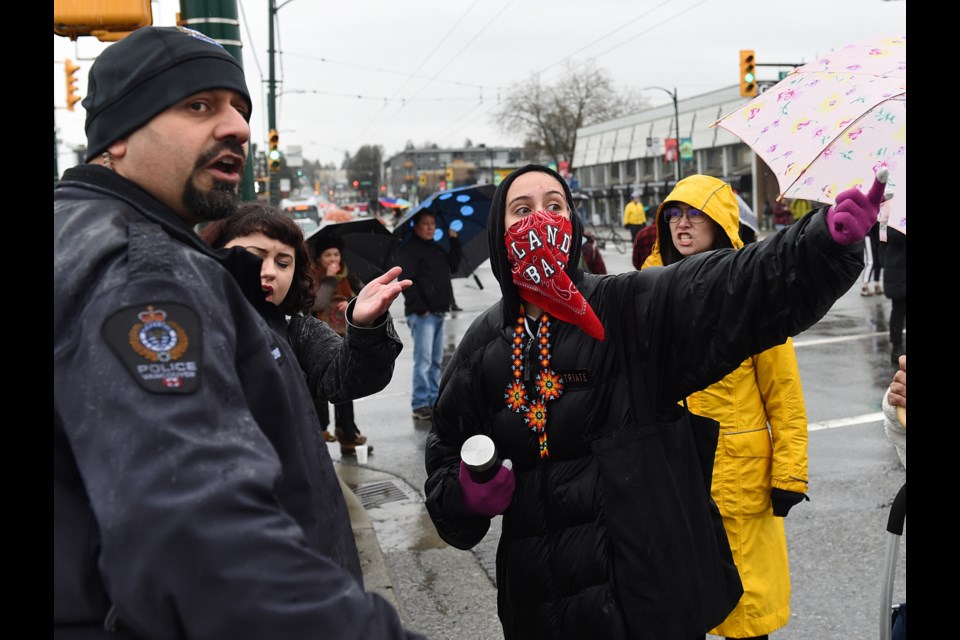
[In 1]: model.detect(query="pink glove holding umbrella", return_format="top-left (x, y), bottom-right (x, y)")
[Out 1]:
top-left (825, 168), bottom-right (890, 246)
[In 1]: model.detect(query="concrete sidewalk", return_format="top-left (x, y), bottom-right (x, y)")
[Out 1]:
top-left (334, 460), bottom-right (503, 639)
top-left (335, 462), bottom-right (407, 621)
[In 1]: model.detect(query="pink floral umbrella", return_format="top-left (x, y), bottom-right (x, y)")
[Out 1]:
top-left (713, 35), bottom-right (906, 234)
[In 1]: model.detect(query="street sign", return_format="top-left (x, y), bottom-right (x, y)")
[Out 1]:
top-left (286, 145), bottom-right (303, 168)
top-left (757, 80), bottom-right (777, 94)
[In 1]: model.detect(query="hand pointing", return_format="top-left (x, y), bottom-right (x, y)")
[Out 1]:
top-left (825, 168), bottom-right (890, 246)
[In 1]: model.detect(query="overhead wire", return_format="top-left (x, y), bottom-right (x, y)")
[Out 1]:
top-left (347, 0), bottom-right (484, 148)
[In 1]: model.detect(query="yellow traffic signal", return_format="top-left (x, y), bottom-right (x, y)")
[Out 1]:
top-left (268, 129), bottom-right (281, 172)
top-left (64, 58), bottom-right (81, 111)
top-left (739, 49), bottom-right (757, 98)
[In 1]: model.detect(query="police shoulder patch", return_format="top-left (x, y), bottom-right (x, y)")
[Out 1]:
top-left (102, 302), bottom-right (202, 394)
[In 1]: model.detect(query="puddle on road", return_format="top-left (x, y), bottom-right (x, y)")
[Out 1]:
top-left (368, 499), bottom-right (446, 553)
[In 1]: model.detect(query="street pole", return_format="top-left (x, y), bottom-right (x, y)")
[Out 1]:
top-left (268, 0), bottom-right (279, 205)
top-left (179, 0), bottom-right (255, 201)
top-left (54, 107), bottom-right (60, 188)
top-left (644, 86), bottom-right (680, 183)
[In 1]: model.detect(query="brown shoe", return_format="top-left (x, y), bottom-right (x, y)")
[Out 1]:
top-left (322, 431), bottom-right (337, 443)
top-left (335, 427), bottom-right (371, 455)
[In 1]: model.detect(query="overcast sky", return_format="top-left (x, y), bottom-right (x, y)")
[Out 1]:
top-left (53, 0), bottom-right (906, 171)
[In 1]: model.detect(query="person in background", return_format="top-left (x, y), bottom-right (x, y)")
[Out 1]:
top-left (631, 221), bottom-right (659, 270)
top-left (423, 163), bottom-right (882, 640)
top-left (772, 199), bottom-right (793, 230)
top-left (860, 221), bottom-right (884, 296)
top-left (394, 210), bottom-right (462, 421)
top-left (789, 198), bottom-right (812, 223)
top-left (642, 175), bottom-right (810, 640)
top-left (623, 190), bottom-right (647, 240)
top-left (309, 234), bottom-right (374, 455)
top-left (882, 354), bottom-right (906, 468)
top-left (54, 26), bottom-right (422, 639)
top-left (882, 222), bottom-right (906, 366)
top-left (580, 229), bottom-right (608, 274)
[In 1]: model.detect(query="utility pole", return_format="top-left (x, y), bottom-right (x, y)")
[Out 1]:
top-left (178, 0), bottom-right (255, 201)
top-left (54, 108), bottom-right (60, 188)
top-left (644, 86), bottom-right (680, 183)
top-left (267, 0), bottom-right (279, 205)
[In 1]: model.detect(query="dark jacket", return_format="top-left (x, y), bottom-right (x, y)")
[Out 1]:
top-left (54, 165), bottom-right (420, 639)
top-left (394, 233), bottom-right (461, 316)
top-left (423, 164), bottom-right (863, 640)
top-left (882, 227), bottom-right (906, 300)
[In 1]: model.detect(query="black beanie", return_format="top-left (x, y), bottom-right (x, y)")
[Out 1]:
top-left (311, 233), bottom-right (345, 256)
top-left (82, 26), bottom-right (252, 162)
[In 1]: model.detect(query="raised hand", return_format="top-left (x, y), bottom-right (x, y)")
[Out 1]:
top-left (825, 168), bottom-right (889, 246)
top-left (350, 266), bottom-right (412, 327)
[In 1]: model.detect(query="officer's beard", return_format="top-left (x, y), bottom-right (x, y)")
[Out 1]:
top-left (183, 143), bottom-right (245, 223)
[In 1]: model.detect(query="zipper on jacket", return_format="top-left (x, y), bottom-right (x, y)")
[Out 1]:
top-left (521, 315), bottom-right (537, 383)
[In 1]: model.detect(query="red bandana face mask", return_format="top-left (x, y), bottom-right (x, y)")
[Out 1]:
top-left (504, 210), bottom-right (605, 341)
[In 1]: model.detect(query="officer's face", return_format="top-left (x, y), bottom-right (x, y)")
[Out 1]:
top-left (224, 232), bottom-right (296, 307)
top-left (114, 89), bottom-right (250, 226)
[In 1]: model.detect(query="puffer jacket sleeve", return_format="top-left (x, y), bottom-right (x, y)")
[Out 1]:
top-left (423, 310), bottom-right (501, 550)
top-left (634, 207), bottom-right (863, 408)
top-left (287, 303), bottom-right (402, 404)
top-left (753, 339), bottom-right (809, 493)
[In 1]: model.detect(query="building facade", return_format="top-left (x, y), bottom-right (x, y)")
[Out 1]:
top-left (383, 145), bottom-right (529, 206)
top-left (572, 84), bottom-right (782, 229)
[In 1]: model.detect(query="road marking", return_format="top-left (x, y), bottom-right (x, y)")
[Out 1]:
top-left (794, 331), bottom-right (895, 347)
top-left (808, 412), bottom-right (883, 431)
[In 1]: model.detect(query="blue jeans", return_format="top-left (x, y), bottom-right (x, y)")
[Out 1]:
top-left (407, 312), bottom-right (445, 410)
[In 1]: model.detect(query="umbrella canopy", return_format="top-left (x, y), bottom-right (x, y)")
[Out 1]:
top-left (306, 218), bottom-right (397, 285)
top-left (714, 35), bottom-right (906, 234)
top-left (393, 183), bottom-right (496, 278)
top-left (734, 193), bottom-right (759, 233)
top-left (378, 196), bottom-right (412, 210)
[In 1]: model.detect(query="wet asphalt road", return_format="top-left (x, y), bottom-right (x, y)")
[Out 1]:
top-left (333, 233), bottom-right (906, 640)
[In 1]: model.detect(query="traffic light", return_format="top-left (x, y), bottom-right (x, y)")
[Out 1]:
top-left (739, 49), bottom-right (757, 98)
top-left (64, 58), bottom-right (81, 111)
top-left (268, 129), bottom-right (281, 171)
top-left (352, 180), bottom-right (359, 189)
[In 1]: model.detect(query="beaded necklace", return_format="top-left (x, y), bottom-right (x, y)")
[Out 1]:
top-left (504, 304), bottom-right (564, 459)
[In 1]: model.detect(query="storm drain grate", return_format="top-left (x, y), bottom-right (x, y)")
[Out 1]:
top-left (353, 480), bottom-right (409, 510)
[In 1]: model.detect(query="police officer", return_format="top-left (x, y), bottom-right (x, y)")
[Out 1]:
top-left (54, 26), bottom-right (423, 639)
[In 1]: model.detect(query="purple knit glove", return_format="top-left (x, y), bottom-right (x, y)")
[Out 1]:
top-left (459, 459), bottom-right (515, 517)
top-left (825, 169), bottom-right (889, 246)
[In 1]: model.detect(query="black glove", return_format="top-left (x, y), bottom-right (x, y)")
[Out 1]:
top-left (771, 488), bottom-right (809, 517)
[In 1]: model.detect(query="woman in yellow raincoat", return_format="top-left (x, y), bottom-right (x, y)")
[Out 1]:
top-left (642, 175), bottom-right (810, 640)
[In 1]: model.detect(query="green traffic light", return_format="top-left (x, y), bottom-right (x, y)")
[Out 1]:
top-left (269, 149), bottom-right (281, 161)
top-left (744, 72), bottom-right (755, 83)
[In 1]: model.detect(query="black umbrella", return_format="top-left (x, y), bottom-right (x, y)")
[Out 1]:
top-left (306, 218), bottom-right (398, 285)
top-left (393, 183), bottom-right (495, 280)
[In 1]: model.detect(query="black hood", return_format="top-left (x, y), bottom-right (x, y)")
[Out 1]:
top-left (488, 164), bottom-right (584, 328)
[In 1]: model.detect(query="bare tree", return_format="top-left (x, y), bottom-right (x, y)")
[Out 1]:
top-left (494, 61), bottom-right (646, 166)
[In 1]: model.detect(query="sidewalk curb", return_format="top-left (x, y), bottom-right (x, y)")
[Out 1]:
top-left (334, 462), bottom-right (410, 624)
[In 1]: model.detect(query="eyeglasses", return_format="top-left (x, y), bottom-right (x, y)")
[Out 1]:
top-left (663, 206), bottom-right (707, 225)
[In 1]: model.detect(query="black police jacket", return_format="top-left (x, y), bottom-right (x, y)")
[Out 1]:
top-left (54, 165), bottom-right (420, 639)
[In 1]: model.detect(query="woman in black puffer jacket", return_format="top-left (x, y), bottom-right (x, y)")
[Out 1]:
top-left (423, 164), bottom-right (871, 640)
